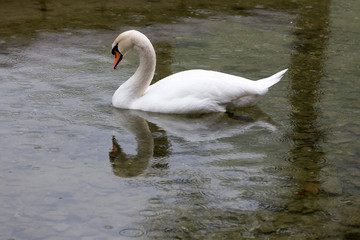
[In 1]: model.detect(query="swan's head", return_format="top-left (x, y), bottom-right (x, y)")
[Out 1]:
top-left (111, 30), bottom-right (154, 69)
top-left (111, 31), bottom-right (134, 69)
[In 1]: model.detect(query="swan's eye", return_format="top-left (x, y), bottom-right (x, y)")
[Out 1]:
top-left (112, 43), bottom-right (119, 55)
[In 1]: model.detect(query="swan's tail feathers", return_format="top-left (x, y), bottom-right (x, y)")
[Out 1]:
top-left (257, 68), bottom-right (288, 89)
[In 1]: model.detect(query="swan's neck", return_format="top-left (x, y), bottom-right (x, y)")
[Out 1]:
top-left (123, 40), bottom-right (156, 98)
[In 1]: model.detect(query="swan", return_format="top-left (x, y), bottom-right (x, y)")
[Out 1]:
top-left (111, 30), bottom-right (287, 114)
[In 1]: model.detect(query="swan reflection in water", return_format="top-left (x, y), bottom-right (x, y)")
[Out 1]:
top-left (109, 107), bottom-right (277, 177)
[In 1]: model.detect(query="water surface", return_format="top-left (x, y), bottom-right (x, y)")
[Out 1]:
top-left (1, 0), bottom-right (360, 239)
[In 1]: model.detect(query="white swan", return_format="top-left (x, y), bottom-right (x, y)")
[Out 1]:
top-left (111, 30), bottom-right (287, 114)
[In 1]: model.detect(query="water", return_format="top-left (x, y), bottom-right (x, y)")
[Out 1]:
top-left (1, 0), bottom-right (360, 239)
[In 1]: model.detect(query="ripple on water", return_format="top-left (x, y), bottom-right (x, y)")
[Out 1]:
top-left (119, 228), bottom-right (144, 238)
top-left (16, 144), bottom-right (42, 150)
top-left (36, 116), bottom-right (52, 122)
top-left (104, 225), bottom-right (114, 230)
top-left (9, 103), bottom-right (24, 108)
top-left (12, 129), bottom-right (27, 135)
top-left (54, 129), bottom-right (69, 134)
top-left (139, 209), bottom-right (158, 217)
top-left (147, 197), bottom-right (163, 205)
top-left (31, 101), bottom-right (63, 107)
top-left (48, 147), bottom-right (60, 152)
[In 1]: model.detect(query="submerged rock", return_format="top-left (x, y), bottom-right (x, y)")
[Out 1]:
top-left (304, 182), bottom-right (321, 194)
top-left (259, 222), bottom-right (276, 233)
top-left (322, 177), bottom-right (342, 195)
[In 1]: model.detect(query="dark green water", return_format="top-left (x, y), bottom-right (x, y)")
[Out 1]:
top-left (1, 0), bottom-right (360, 239)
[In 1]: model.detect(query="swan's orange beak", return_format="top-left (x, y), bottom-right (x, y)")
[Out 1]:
top-left (112, 43), bottom-right (123, 69)
top-left (113, 51), bottom-right (123, 69)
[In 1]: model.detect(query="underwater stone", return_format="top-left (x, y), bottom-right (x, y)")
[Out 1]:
top-left (322, 177), bottom-right (342, 195)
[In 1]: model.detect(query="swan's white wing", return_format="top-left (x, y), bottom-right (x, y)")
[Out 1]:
top-left (131, 70), bottom-right (267, 113)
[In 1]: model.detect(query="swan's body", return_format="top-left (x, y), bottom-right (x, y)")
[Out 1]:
top-left (111, 30), bottom-right (287, 114)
